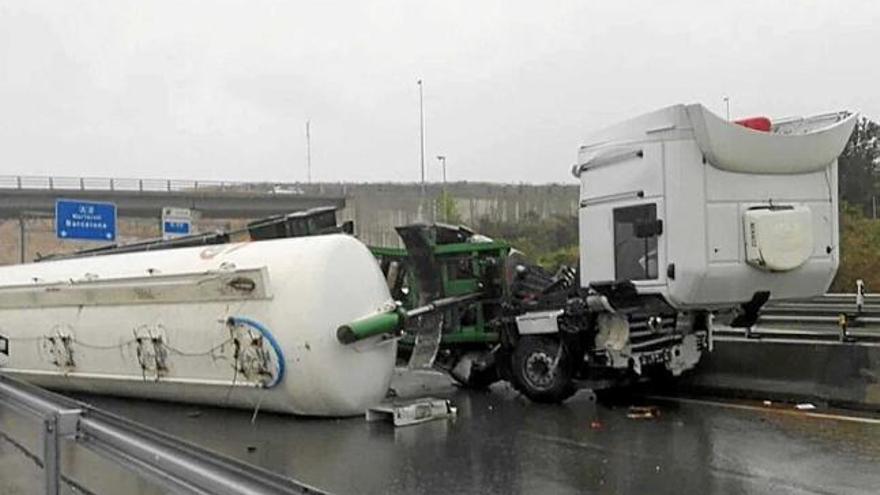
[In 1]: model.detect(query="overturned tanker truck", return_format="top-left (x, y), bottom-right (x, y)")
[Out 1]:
top-left (0, 103), bottom-right (857, 415)
top-left (358, 103), bottom-right (858, 402)
top-left (0, 214), bottom-right (396, 417)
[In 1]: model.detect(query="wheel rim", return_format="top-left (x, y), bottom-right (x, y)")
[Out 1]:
top-left (524, 351), bottom-right (557, 390)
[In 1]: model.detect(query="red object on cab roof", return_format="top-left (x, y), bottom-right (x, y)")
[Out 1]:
top-left (734, 116), bottom-right (772, 132)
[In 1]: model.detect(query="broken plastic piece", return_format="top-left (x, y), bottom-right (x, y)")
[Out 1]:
top-left (406, 312), bottom-right (444, 369)
top-left (366, 398), bottom-right (456, 427)
top-left (795, 403), bottom-right (817, 411)
top-left (627, 406), bottom-right (660, 419)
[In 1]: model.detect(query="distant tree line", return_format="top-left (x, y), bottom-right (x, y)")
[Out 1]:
top-left (834, 116), bottom-right (880, 291)
top-left (839, 116), bottom-right (880, 217)
top-left (475, 211), bottom-right (579, 272)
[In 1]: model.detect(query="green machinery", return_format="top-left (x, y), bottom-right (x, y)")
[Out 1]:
top-left (371, 225), bottom-right (509, 349)
top-left (369, 223), bottom-right (587, 395)
top-left (366, 221), bottom-right (709, 403)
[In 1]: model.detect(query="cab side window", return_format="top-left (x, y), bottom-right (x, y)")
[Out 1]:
top-left (613, 204), bottom-right (661, 281)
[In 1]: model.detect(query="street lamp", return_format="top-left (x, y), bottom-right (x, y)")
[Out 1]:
top-left (305, 120), bottom-right (312, 183)
top-left (436, 155), bottom-right (447, 185)
top-left (418, 80), bottom-right (426, 188)
top-left (436, 155), bottom-right (447, 222)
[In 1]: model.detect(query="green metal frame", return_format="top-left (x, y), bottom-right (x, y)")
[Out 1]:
top-left (371, 238), bottom-right (511, 347)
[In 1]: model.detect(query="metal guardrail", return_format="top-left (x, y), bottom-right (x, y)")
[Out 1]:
top-left (715, 293), bottom-right (880, 344)
top-left (0, 175), bottom-right (308, 195)
top-left (0, 373), bottom-right (326, 495)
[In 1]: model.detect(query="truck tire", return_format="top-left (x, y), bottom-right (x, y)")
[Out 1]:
top-left (511, 336), bottom-right (576, 403)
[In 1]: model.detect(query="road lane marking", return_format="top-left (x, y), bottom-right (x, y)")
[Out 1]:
top-left (646, 395), bottom-right (880, 425)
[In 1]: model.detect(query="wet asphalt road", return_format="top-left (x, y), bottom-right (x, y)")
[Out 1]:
top-left (2, 370), bottom-right (880, 495)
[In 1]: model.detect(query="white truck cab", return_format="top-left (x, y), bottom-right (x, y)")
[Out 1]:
top-left (574, 103), bottom-right (856, 311)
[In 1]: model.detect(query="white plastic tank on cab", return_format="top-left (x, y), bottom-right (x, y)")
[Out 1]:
top-left (573, 103), bottom-right (857, 309)
top-left (0, 235), bottom-right (397, 416)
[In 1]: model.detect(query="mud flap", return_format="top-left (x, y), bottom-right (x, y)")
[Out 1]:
top-left (666, 333), bottom-right (702, 376)
top-left (406, 312), bottom-right (444, 369)
top-left (396, 225), bottom-right (446, 370)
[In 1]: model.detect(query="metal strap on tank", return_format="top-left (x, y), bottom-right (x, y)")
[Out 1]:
top-left (0, 267), bottom-right (271, 309)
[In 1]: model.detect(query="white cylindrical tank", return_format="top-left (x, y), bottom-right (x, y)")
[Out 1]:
top-left (0, 235), bottom-right (397, 417)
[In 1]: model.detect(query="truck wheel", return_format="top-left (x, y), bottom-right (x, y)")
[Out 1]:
top-left (511, 336), bottom-right (576, 403)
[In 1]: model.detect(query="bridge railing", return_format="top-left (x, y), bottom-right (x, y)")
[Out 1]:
top-left (0, 175), bottom-right (307, 195)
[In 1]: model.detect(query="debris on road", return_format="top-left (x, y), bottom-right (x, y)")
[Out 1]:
top-left (366, 397), bottom-right (457, 427)
top-left (627, 406), bottom-right (660, 419)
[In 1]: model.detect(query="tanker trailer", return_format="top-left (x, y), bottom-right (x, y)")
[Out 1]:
top-left (0, 235), bottom-right (399, 416)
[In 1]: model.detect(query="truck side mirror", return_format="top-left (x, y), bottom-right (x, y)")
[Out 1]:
top-left (635, 219), bottom-right (663, 238)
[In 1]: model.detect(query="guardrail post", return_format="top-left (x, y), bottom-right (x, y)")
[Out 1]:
top-left (744, 324), bottom-right (757, 339)
top-left (41, 408), bottom-right (80, 495)
top-left (838, 314), bottom-right (850, 342)
top-left (856, 279), bottom-right (865, 315)
top-left (43, 414), bottom-right (60, 495)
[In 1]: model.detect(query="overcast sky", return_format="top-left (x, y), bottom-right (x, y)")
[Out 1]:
top-left (0, 0), bottom-right (877, 184)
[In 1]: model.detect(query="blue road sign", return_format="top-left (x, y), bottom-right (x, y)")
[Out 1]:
top-left (162, 207), bottom-right (193, 239)
top-left (56, 199), bottom-right (117, 241)
top-left (163, 220), bottom-right (191, 235)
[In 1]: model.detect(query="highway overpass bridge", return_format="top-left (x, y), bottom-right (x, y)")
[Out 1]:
top-left (0, 175), bottom-right (345, 219)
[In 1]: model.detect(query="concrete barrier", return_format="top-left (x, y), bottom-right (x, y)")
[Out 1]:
top-left (677, 338), bottom-right (880, 411)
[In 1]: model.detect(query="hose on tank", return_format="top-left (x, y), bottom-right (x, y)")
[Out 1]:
top-left (226, 316), bottom-right (286, 388)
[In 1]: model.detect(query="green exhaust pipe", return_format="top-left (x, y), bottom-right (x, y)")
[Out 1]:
top-left (337, 309), bottom-right (404, 344)
top-left (337, 293), bottom-right (483, 345)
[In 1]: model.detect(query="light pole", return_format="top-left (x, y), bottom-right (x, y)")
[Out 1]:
top-left (723, 96), bottom-right (730, 120)
top-left (436, 155), bottom-right (447, 222)
top-left (436, 155), bottom-right (447, 185)
top-left (305, 120), bottom-right (312, 183)
top-left (418, 80), bottom-right (426, 189)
